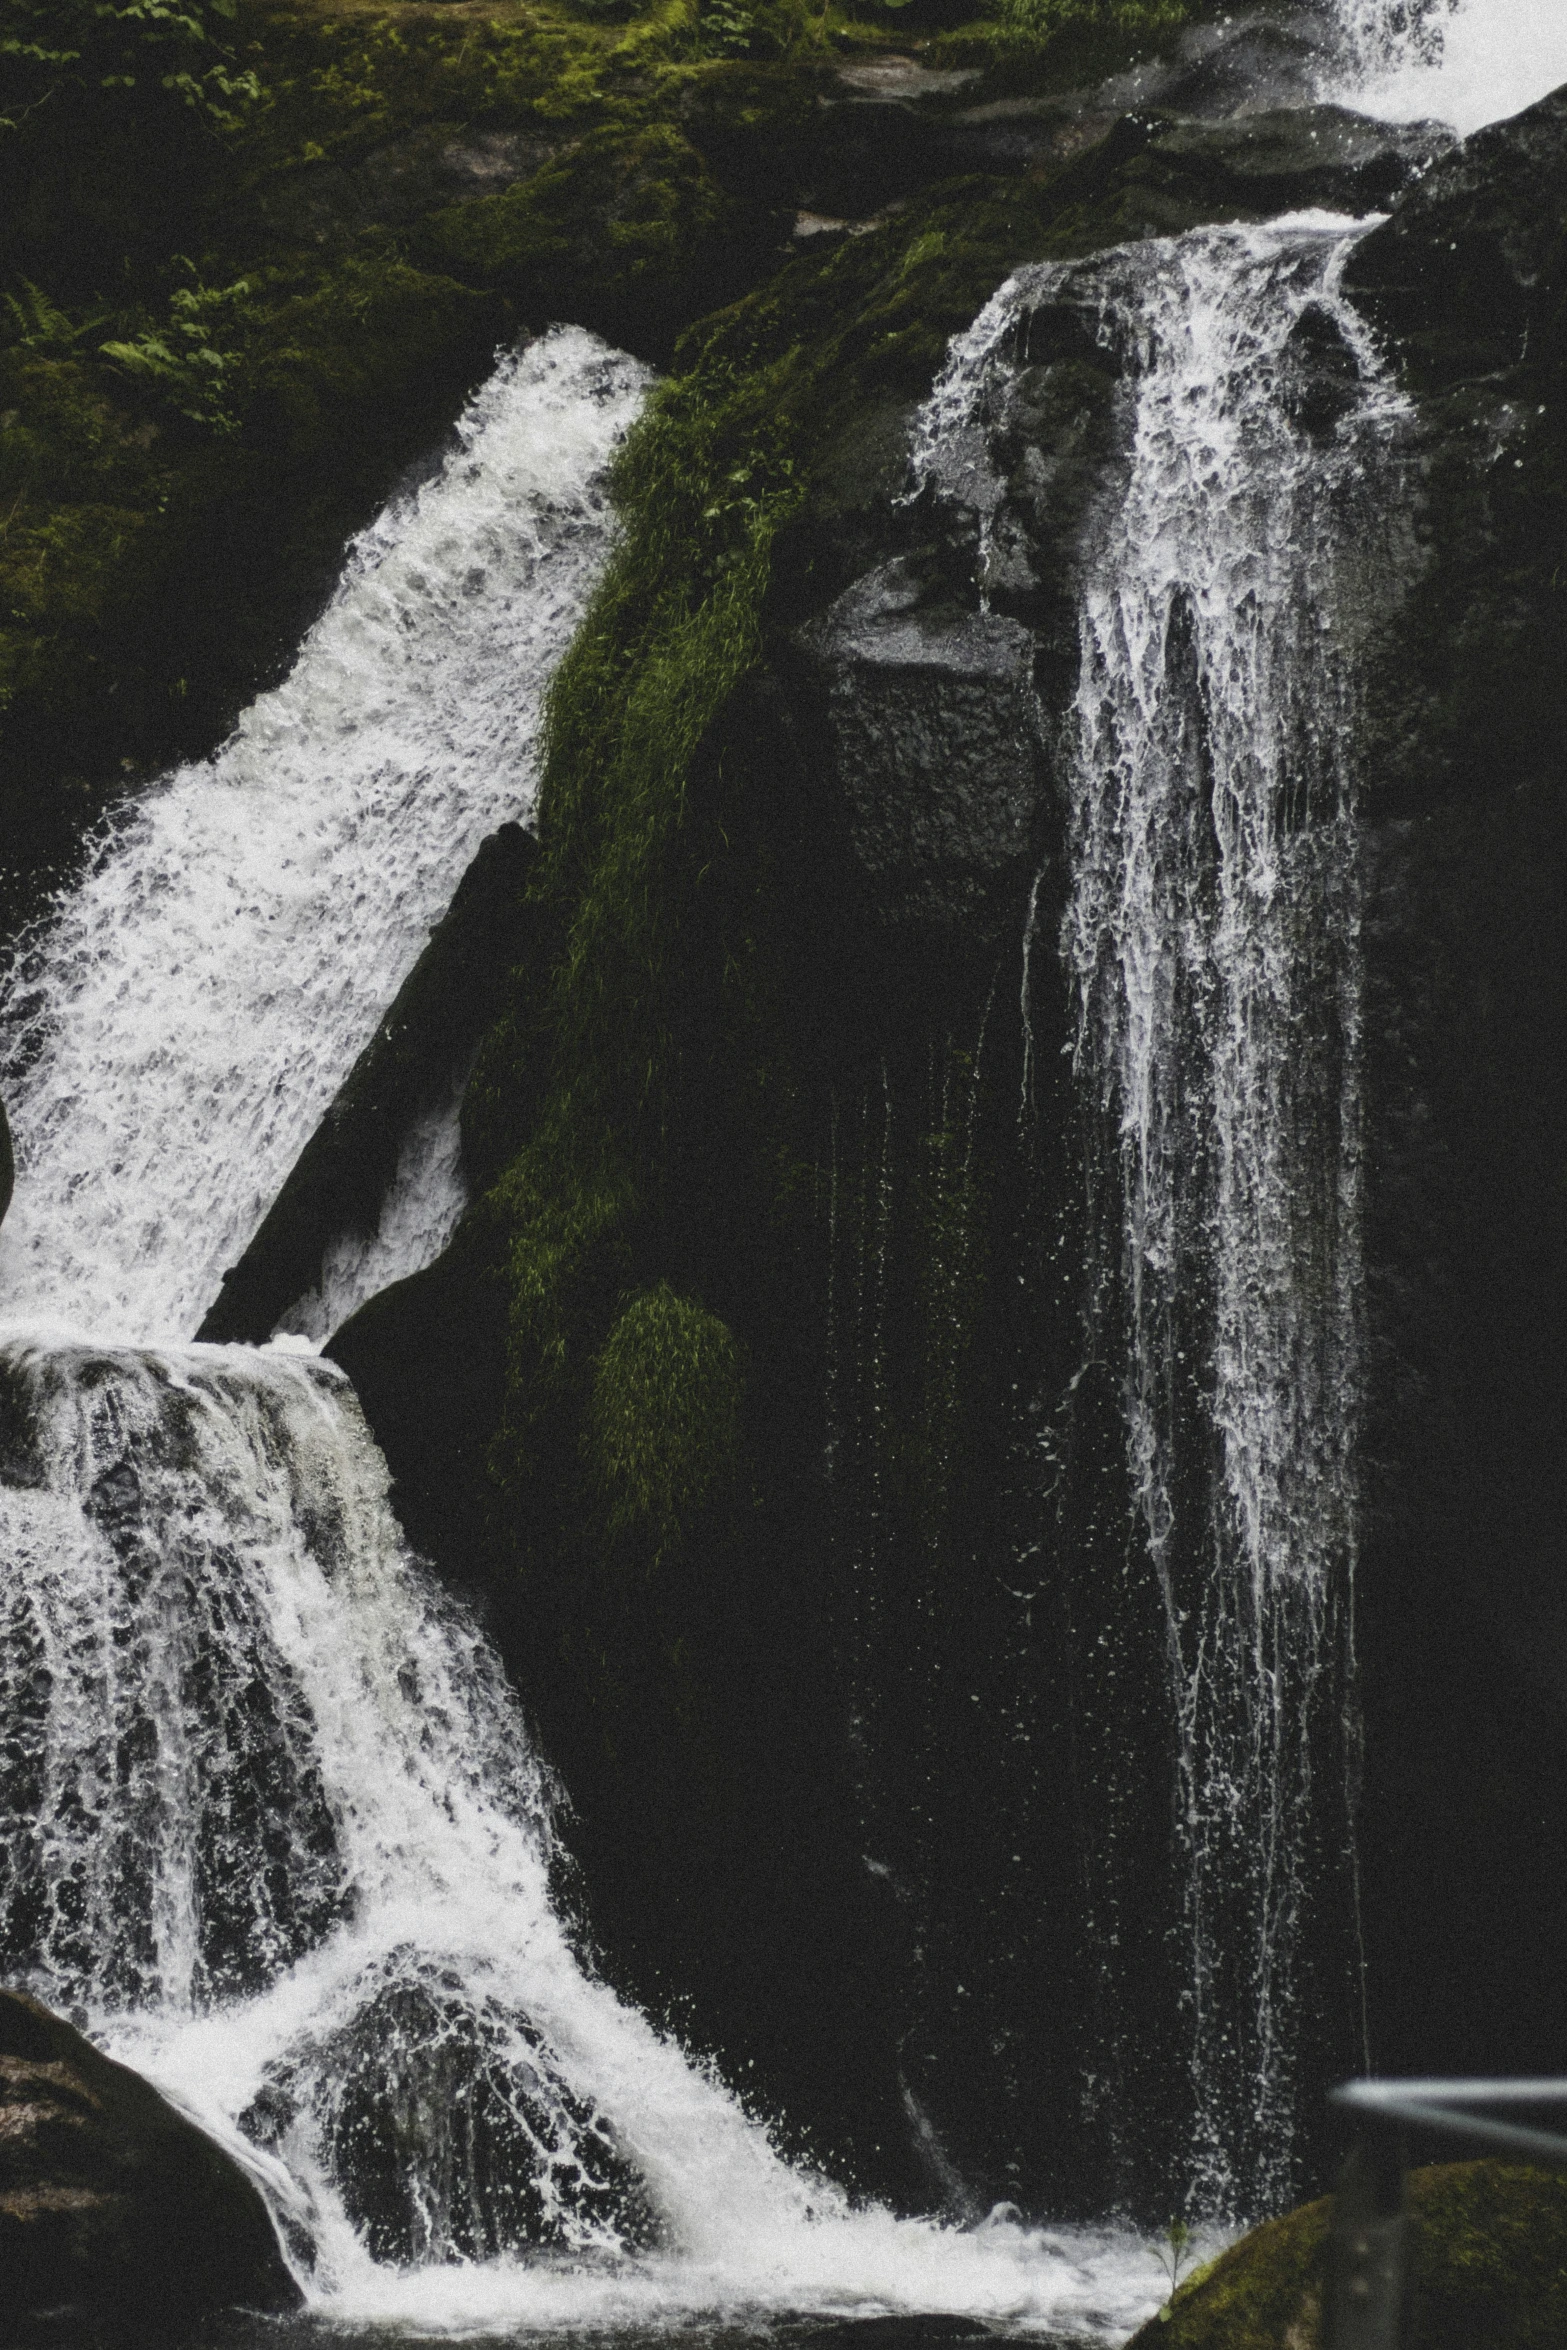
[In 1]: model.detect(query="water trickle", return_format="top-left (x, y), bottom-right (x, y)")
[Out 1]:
top-left (271, 1080), bottom-right (469, 1347)
top-left (915, 218), bottom-right (1410, 2213)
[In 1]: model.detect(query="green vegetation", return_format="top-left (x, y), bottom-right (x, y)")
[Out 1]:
top-left (0, 0), bottom-right (1240, 921)
top-left (1, 0), bottom-right (260, 135)
top-left (99, 265), bottom-right (253, 431)
top-left (479, 348), bottom-right (800, 1529)
top-left (586, 1282), bottom-right (745, 1549)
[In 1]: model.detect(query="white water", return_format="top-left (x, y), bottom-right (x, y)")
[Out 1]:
top-left (1327, 0), bottom-right (1567, 133)
top-left (0, 1335), bottom-right (1172, 2338)
top-left (0, 327), bottom-right (649, 1347)
top-left (914, 216), bottom-right (1410, 2213)
top-left (0, 327), bottom-right (1174, 2333)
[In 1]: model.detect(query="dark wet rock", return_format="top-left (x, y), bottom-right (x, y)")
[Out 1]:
top-left (1278, 300), bottom-right (1365, 441)
top-left (197, 823), bottom-right (537, 1344)
top-left (1343, 83), bottom-right (1567, 822)
top-left (800, 2321), bottom-right (998, 2350)
top-left (325, 1216), bottom-right (503, 1574)
top-left (1137, 102), bottom-right (1452, 212)
top-left (1346, 82), bottom-right (1567, 386)
top-left (0, 1989), bottom-right (300, 2329)
top-left (0, 1091), bottom-right (11, 1233)
top-left (939, 98), bottom-right (1449, 210)
top-left (239, 1955), bottom-right (660, 2264)
top-left (791, 555), bottom-right (1049, 929)
top-left (1336, 76), bottom-right (1567, 2091)
top-left (1096, 5), bottom-right (1339, 121)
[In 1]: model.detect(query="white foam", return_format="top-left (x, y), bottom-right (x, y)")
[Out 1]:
top-left (0, 1333), bottom-right (1176, 2339)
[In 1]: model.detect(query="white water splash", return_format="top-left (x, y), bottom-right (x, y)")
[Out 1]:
top-left (0, 328), bottom-right (649, 1346)
top-left (1325, 0), bottom-right (1567, 133)
top-left (0, 1333), bottom-right (1174, 2338)
top-left (1065, 218), bottom-right (1403, 2212)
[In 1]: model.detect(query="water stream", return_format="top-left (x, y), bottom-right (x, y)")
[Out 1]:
top-left (0, 328), bottom-right (648, 1347)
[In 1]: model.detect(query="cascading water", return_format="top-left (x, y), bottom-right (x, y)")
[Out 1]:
top-left (0, 1331), bottom-right (1168, 2331)
top-left (0, 325), bottom-right (1169, 2333)
top-left (912, 218), bottom-right (1412, 2213)
top-left (0, 327), bottom-right (649, 1347)
top-left (2, 0), bottom-right (1547, 2314)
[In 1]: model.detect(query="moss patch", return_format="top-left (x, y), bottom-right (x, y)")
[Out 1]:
top-left (586, 1281), bottom-right (745, 1549)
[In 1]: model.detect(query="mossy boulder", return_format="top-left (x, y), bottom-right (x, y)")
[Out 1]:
top-left (422, 120), bottom-right (784, 356)
top-left (585, 1280), bottom-right (745, 1551)
top-left (1129, 2163), bottom-right (1567, 2350)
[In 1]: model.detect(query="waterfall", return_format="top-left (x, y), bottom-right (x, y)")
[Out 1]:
top-left (1323, 0), bottom-right (1567, 132)
top-left (0, 1335), bottom-right (800, 2277)
top-left (0, 1327), bottom-right (1169, 2331)
top-left (0, 324), bottom-right (1170, 2332)
top-left (0, 327), bottom-right (649, 1348)
top-left (915, 218), bottom-right (1410, 2213)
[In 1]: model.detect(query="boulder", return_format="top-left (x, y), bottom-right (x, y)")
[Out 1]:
top-left (791, 554), bottom-right (1050, 929)
top-left (197, 822), bottom-right (537, 1344)
top-left (1345, 82), bottom-right (1567, 386)
top-left (0, 1988), bottom-right (300, 2330)
top-left (1127, 2161), bottom-right (1567, 2349)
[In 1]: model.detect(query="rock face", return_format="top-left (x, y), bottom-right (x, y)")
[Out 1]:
top-left (0, 1093), bottom-right (11, 1233)
top-left (0, 1988), bottom-right (300, 2328)
top-left (1125, 2161), bottom-right (1567, 2350)
top-left (1333, 80), bottom-right (1567, 2093)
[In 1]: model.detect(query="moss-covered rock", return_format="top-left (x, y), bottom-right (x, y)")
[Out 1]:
top-left (586, 1280), bottom-right (745, 1549)
top-left (1127, 2163), bottom-right (1567, 2350)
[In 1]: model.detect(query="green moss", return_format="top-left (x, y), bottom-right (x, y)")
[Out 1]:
top-left (1128, 2163), bottom-right (1567, 2350)
top-left (585, 1280), bottom-right (744, 1548)
top-left (474, 349), bottom-right (803, 1501)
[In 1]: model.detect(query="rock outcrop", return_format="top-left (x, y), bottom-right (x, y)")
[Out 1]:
top-left (0, 1988), bottom-right (300, 2330)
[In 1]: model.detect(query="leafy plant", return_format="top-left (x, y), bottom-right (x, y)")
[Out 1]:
top-left (1155, 2215), bottom-right (1199, 2298)
top-left (99, 264), bottom-right (252, 432)
top-left (0, 0), bottom-right (260, 134)
top-left (2, 279), bottom-right (105, 352)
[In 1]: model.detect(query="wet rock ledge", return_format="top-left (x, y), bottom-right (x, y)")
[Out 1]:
top-left (0, 1988), bottom-right (300, 2335)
